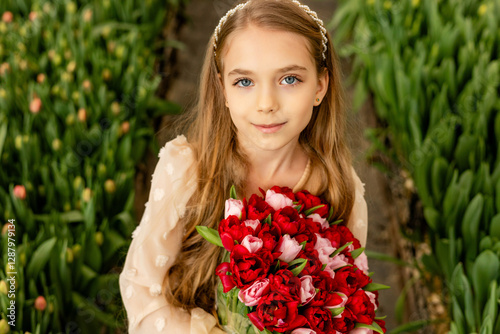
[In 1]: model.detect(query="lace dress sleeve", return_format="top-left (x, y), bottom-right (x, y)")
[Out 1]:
top-left (119, 135), bottom-right (225, 333)
top-left (346, 167), bottom-right (368, 248)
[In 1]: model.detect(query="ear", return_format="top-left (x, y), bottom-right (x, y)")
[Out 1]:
top-left (314, 67), bottom-right (329, 106)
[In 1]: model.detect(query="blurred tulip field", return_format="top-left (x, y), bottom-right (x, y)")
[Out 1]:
top-left (332, 0), bottom-right (500, 333)
top-left (0, 0), bottom-right (184, 332)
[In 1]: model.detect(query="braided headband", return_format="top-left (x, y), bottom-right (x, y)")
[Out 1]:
top-left (213, 0), bottom-right (328, 61)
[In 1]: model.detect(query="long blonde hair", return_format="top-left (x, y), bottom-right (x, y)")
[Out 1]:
top-left (164, 0), bottom-right (354, 315)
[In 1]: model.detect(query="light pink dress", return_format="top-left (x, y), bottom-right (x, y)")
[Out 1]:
top-left (119, 135), bottom-right (368, 333)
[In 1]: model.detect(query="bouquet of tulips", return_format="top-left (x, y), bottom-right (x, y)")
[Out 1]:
top-left (197, 186), bottom-right (388, 334)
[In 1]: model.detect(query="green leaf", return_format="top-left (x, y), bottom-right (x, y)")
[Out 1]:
top-left (350, 247), bottom-right (365, 259)
top-left (330, 219), bottom-right (343, 226)
top-left (329, 307), bottom-right (345, 317)
top-left (230, 185), bottom-right (237, 199)
top-left (290, 259), bottom-right (307, 276)
top-left (354, 321), bottom-right (384, 334)
top-left (330, 242), bottom-right (353, 257)
top-left (364, 283), bottom-right (391, 292)
top-left (264, 214), bottom-right (272, 226)
top-left (304, 205), bottom-right (326, 216)
top-left (472, 250), bottom-right (499, 314)
top-left (327, 206), bottom-right (334, 221)
top-left (27, 237), bottom-right (57, 278)
top-left (288, 258), bottom-right (306, 267)
top-left (196, 226), bottom-right (223, 247)
top-left (461, 194), bottom-right (484, 261)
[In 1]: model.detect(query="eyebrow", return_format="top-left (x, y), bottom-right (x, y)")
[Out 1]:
top-left (227, 65), bottom-right (308, 77)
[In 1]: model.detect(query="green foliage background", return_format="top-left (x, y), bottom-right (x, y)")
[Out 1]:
top-left (0, 0), bottom-right (185, 332)
top-left (332, 0), bottom-right (500, 333)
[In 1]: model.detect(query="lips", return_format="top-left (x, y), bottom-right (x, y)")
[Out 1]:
top-left (253, 122), bottom-right (286, 134)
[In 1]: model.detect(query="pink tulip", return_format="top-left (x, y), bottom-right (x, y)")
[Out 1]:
top-left (29, 11), bottom-right (38, 21)
top-left (277, 234), bottom-right (302, 263)
top-left (29, 97), bottom-right (42, 113)
top-left (241, 235), bottom-right (263, 253)
top-left (2, 11), bottom-right (13, 23)
top-left (243, 219), bottom-right (260, 231)
top-left (291, 329), bottom-right (317, 334)
top-left (299, 276), bottom-right (316, 305)
top-left (34, 296), bottom-right (47, 311)
top-left (265, 189), bottom-right (293, 210)
top-left (224, 198), bottom-right (244, 219)
top-left (308, 213), bottom-right (329, 229)
top-left (13, 185), bottom-right (26, 200)
top-left (354, 251), bottom-right (369, 274)
top-left (238, 278), bottom-right (270, 306)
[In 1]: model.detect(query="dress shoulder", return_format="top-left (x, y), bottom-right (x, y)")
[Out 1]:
top-left (119, 135), bottom-right (223, 333)
top-left (347, 167), bottom-right (368, 247)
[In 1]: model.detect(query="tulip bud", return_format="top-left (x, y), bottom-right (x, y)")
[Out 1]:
top-left (34, 296), bottom-right (47, 311)
top-left (1, 223), bottom-right (13, 235)
top-left (121, 121), bottom-right (130, 135)
top-left (82, 188), bottom-right (92, 202)
top-left (66, 2), bottom-right (77, 14)
top-left (111, 101), bottom-right (120, 115)
top-left (72, 244), bottom-right (82, 258)
top-left (64, 50), bottom-right (72, 60)
top-left (51, 84), bottom-right (60, 96)
top-left (73, 176), bottom-right (84, 190)
top-left (67, 60), bottom-right (76, 73)
top-left (14, 185), bottom-right (26, 200)
top-left (66, 114), bottom-right (75, 126)
top-left (0, 62), bottom-right (10, 76)
top-left (72, 91), bottom-right (80, 103)
top-left (53, 54), bottom-right (62, 66)
top-left (29, 97), bottom-right (42, 113)
top-left (37, 73), bottom-right (46, 83)
top-left (19, 252), bottom-right (26, 266)
top-left (61, 72), bottom-right (73, 82)
top-left (15, 135), bottom-right (22, 149)
top-left (0, 89), bottom-right (6, 99)
top-left (104, 179), bottom-right (116, 193)
top-left (95, 231), bottom-right (104, 246)
top-left (102, 26), bottom-right (111, 38)
top-left (97, 163), bottom-right (107, 178)
top-left (115, 45), bottom-right (125, 59)
top-left (0, 319), bottom-right (10, 334)
top-left (83, 9), bottom-right (92, 22)
top-left (412, 0), bottom-right (420, 6)
top-left (51, 138), bottom-right (62, 151)
top-left (63, 202), bottom-right (71, 212)
top-left (66, 248), bottom-right (74, 263)
top-left (78, 108), bottom-right (87, 122)
top-left (2, 11), bottom-right (13, 23)
top-left (29, 11), bottom-right (38, 21)
top-left (0, 281), bottom-right (7, 295)
top-left (82, 80), bottom-right (92, 92)
top-left (102, 68), bottom-right (111, 81)
top-left (478, 4), bottom-right (487, 16)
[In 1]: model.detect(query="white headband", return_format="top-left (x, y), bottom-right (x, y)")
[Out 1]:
top-left (213, 0), bottom-right (328, 61)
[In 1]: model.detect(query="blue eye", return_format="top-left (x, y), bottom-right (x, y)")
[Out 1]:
top-left (236, 78), bottom-right (253, 87)
top-left (282, 76), bottom-right (298, 85)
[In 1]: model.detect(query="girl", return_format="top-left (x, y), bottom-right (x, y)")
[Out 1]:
top-left (119, 0), bottom-right (368, 332)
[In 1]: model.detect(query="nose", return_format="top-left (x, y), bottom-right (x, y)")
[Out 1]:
top-left (257, 83), bottom-right (278, 113)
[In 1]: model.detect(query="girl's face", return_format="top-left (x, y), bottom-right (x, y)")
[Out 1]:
top-left (220, 24), bottom-right (328, 154)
